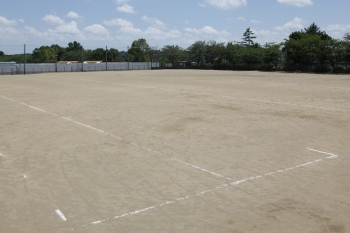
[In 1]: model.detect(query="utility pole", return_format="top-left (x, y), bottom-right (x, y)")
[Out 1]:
top-left (24, 44), bottom-right (26, 75)
top-left (106, 46), bottom-right (108, 71)
top-left (127, 46), bottom-right (130, 70)
top-left (55, 46), bottom-right (57, 72)
top-left (81, 46), bottom-right (84, 72)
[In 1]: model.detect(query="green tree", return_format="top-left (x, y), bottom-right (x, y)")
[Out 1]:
top-left (61, 41), bottom-right (83, 61)
top-left (283, 23), bottom-right (333, 68)
top-left (0, 51), bottom-right (4, 56)
top-left (32, 46), bottom-right (55, 63)
top-left (91, 48), bottom-right (105, 61)
top-left (205, 40), bottom-right (225, 67)
top-left (226, 42), bottom-right (244, 66)
top-left (108, 48), bottom-right (123, 62)
top-left (161, 45), bottom-right (185, 66)
top-left (263, 43), bottom-right (282, 67)
top-left (128, 38), bottom-right (149, 62)
top-left (321, 39), bottom-right (346, 70)
top-left (343, 33), bottom-right (350, 63)
top-left (188, 41), bottom-right (206, 66)
top-left (67, 41), bottom-right (83, 52)
top-left (242, 27), bottom-right (257, 46)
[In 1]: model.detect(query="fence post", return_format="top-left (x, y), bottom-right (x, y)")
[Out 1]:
top-left (106, 46), bottom-right (108, 71)
top-left (127, 46), bottom-right (130, 70)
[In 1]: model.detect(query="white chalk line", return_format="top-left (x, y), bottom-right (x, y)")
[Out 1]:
top-left (55, 209), bottom-right (67, 221)
top-left (78, 79), bottom-right (349, 112)
top-left (0, 95), bottom-right (229, 181)
top-left (83, 150), bottom-right (340, 227)
top-left (308, 148), bottom-right (339, 159)
top-left (0, 153), bottom-right (3, 157)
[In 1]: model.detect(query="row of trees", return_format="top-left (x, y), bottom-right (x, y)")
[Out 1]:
top-left (126, 25), bottom-right (350, 73)
top-left (1, 23), bottom-right (350, 73)
top-left (0, 41), bottom-right (123, 63)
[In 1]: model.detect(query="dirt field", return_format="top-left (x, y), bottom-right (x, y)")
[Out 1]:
top-left (0, 70), bottom-right (349, 233)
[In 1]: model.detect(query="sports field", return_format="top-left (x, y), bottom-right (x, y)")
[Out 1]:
top-left (0, 70), bottom-right (349, 233)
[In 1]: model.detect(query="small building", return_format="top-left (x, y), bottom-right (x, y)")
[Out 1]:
top-left (177, 61), bottom-right (192, 68)
top-left (57, 61), bottom-right (102, 65)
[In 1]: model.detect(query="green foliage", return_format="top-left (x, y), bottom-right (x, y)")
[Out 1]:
top-left (205, 40), bottom-right (225, 67)
top-left (32, 46), bottom-right (55, 63)
top-left (241, 27), bottom-right (257, 46)
top-left (0, 51), bottom-right (4, 56)
top-left (262, 43), bottom-right (282, 66)
top-left (161, 45), bottom-right (185, 66)
top-left (128, 38), bottom-right (149, 62)
top-left (283, 23), bottom-right (335, 68)
top-left (187, 41), bottom-right (206, 66)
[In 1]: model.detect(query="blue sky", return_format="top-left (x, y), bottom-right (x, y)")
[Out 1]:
top-left (0, 0), bottom-right (349, 54)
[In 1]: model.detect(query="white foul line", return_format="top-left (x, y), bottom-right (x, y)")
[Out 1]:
top-left (78, 79), bottom-right (349, 112)
top-left (308, 148), bottom-right (339, 159)
top-left (83, 150), bottom-right (340, 227)
top-left (0, 95), bottom-right (229, 181)
top-left (55, 209), bottom-right (67, 221)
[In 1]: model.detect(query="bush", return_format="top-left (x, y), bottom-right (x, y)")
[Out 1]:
top-left (344, 66), bottom-right (350, 74)
top-left (313, 66), bottom-right (331, 73)
top-left (259, 65), bottom-right (275, 71)
top-left (333, 66), bottom-right (345, 73)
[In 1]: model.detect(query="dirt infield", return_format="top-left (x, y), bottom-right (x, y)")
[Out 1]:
top-left (0, 70), bottom-right (349, 233)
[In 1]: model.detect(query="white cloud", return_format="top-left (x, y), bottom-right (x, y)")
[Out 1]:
top-left (115, 0), bottom-right (128, 3)
top-left (238, 16), bottom-right (246, 21)
top-left (198, 3), bottom-right (206, 7)
top-left (324, 24), bottom-right (350, 39)
top-left (275, 17), bottom-right (306, 31)
top-left (252, 29), bottom-right (282, 43)
top-left (324, 24), bottom-right (350, 32)
top-left (117, 4), bottom-right (136, 13)
top-left (0, 16), bottom-right (17, 26)
top-left (84, 24), bottom-right (112, 40)
top-left (251, 20), bottom-right (262, 24)
top-left (66, 11), bottom-right (81, 19)
top-left (85, 24), bottom-right (110, 35)
top-left (142, 16), bottom-right (166, 28)
top-left (104, 18), bottom-right (133, 27)
top-left (118, 26), bottom-right (142, 34)
top-left (0, 25), bottom-right (20, 40)
top-left (277, 0), bottom-right (313, 7)
top-left (44, 21), bottom-right (86, 41)
top-left (185, 26), bottom-right (215, 34)
top-left (18, 19), bottom-right (25, 23)
top-left (205, 0), bottom-right (247, 9)
top-left (43, 15), bottom-right (65, 25)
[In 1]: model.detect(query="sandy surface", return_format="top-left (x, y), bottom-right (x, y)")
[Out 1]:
top-left (0, 70), bottom-right (349, 233)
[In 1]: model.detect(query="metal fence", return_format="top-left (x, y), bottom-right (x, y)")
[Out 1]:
top-left (0, 62), bottom-right (161, 75)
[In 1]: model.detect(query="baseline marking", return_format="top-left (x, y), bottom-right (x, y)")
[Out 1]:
top-left (83, 150), bottom-right (340, 227)
top-left (0, 95), bottom-right (229, 181)
top-left (55, 209), bottom-right (67, 221)
top-left (308, 148), bottom-right (339, 159)
top-left (78, 79), bottom-right (349, 112)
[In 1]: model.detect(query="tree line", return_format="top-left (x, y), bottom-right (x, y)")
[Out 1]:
top-left (1, 23), bottom-right (349, 73)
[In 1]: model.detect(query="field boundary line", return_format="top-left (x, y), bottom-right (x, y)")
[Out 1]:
top-left (78, 79), bottom-right (348, 112)
top-left (83, 149), bottom-right (340, 227)
top-left (55, 209), bottom-right (67, 221)
top-left (0, 95), bottom-right (230, 181)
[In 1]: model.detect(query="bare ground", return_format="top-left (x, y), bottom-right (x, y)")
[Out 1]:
top-left (0, 70), bottom-right (349, 233)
